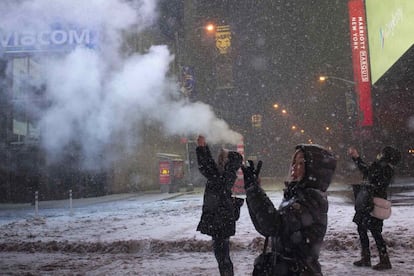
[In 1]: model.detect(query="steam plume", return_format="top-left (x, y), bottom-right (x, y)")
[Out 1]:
top-left (0, 0), bottom-right (241, 168)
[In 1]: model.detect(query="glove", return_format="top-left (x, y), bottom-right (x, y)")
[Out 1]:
top-left (225, 151), bottom-right (243, 172)
top-left (241, 160), bottom-right (262, 190)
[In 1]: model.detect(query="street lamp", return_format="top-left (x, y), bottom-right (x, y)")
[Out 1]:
top-left (204, 23), bottom-right (215, 33)
top-left (318, 75), bottom-right (355, 85)
top-left (193, 23), bottom-right (217, 40)
top-left (318, 74), bottom-right (365, 156)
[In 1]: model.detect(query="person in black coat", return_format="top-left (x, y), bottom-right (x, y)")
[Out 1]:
top-left (196, 135), bottom-right (243, 276)
top-left (243, 144), bottom-right (337, 275)
top-left (348, 146), bottom-right (401, 270)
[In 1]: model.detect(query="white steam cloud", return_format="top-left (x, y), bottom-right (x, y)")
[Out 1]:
top-left (1, 0), bottom-right (241, 168)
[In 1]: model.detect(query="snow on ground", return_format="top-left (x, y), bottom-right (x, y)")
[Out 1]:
top-left (0, 185), bottom-right (413, 276)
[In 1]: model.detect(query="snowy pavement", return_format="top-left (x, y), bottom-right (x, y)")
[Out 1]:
top-left (0, 184), bottom-right (413, 275)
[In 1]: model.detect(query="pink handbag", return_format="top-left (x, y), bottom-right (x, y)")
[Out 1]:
top-left (370, 197), bottom-right (392, 219)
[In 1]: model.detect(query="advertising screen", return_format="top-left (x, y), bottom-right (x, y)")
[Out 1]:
top-left (0, 26), bottom-right (98, 56)
top-left (366, 0), bottom-right (414, 84)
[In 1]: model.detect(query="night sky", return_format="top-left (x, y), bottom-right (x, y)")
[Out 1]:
top-left (155, 0), bottom-right (413, 175)
top-left (172, 1), bottom-right (353, 172)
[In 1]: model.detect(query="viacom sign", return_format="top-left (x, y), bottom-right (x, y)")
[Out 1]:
top-left (0, 28), bottom-right (98, 55)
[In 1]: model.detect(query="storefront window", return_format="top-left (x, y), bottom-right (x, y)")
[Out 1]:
top-left (10, 56), bottom-right (41, 143)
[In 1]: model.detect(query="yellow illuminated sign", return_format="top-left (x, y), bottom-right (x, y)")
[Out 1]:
top-left (215, 25), bottom-right (231, 54)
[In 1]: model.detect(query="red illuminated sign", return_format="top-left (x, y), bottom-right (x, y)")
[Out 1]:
top-left (159, 161), bottom-right (171, 185)
top-left (348, 0), bottom-right (373, 126)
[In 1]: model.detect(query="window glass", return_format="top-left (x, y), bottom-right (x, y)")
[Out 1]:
top-left (11, 56), bottom-right (41, 142)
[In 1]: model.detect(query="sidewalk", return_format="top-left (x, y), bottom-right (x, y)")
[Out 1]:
top-left (2, 177), bottom-right (412, 211)
top-left (0, 182), bottom-right (282, 212)
top-left (0, 189), bottom-right (196, 211)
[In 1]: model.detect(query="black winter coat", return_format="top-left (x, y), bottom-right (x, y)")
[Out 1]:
top-left (352, 157), bottom-right (394, 199)
top-left (246, 144), bottom-right (336, 275)
top-left (352, 156), bottom-right (394, 227)
top-left (196, 145), bottom-right (243, 239)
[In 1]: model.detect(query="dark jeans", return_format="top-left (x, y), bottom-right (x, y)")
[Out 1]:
top-left (357, 223), bottom-right (387, 255)
top-left (212, 237), bottom-right (233, 276)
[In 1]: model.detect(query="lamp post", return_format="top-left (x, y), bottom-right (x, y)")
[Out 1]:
top-left (318, 75), bottom-right (358, 121)
top-left (184, 138), bottom-right (194, 191)
top-left (319, 75), bottom-right (355, 85)
top-left (175, 23), bottom-right (217, 190)
top-left (318, 75), bottom-right (365, 156)
top-left (178, 22), bottom-right (217, 98)
top-left (318, 75), bottom-right (358, 124)
top-left (204, 23), bottom-right (216, 33)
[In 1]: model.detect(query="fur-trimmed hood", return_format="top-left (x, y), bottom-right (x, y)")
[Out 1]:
top-left (295, 144), bottom-right (337, 192)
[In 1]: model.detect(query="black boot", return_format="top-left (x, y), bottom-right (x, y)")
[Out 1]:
top-left (372, 252), bottom-right (392, 270)
top-left (219, 266), bottom-right (234, 276)
top-left (353, 249), bottom-right (371, 267)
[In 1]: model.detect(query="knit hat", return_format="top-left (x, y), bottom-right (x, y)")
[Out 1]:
top-left (380, 146), bottom-right (401, 166)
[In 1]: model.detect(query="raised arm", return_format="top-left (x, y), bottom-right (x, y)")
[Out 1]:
top-left (243, 160), bottom-right (281, 236)
top-left (196, 135), bottom-right (219, 180)
top-left (348, 147), bottom-right (369, 175)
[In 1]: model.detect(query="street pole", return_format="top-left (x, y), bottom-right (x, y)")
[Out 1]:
top-left (319, 75), bottom-right (364, 156)
top-left (185, 139), bottom-right (194, 191)
top-left (319, 75), bottom-right (356, 85)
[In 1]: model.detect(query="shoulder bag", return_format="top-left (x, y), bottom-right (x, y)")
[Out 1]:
top-left (370, 197), bottom-right (392, 219)
top-left (253, 236), bottom-right (275, 276)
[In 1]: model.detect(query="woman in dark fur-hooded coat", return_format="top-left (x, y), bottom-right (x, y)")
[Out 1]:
top-left (243, 144), bottom-right (337, 275)
top-left (348, 146), bottom-right (401, 270)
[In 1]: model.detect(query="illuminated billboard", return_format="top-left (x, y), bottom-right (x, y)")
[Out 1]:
top-left (366, 0), bottom-right (414, 84)
top-left (0, 25), bottom-right (98, 56)
top-left (348, 0), bottom-right (373, 126)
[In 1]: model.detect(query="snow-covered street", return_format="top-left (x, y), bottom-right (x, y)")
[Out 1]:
top-left (1, 184), bottom-right (413, 275)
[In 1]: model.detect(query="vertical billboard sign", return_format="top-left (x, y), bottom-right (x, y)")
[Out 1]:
top-left (215, 25), bottom-right (234, 89)
top-left (348, 0), bottom-right (373, 127)
top-left (215, 25), bottom-right (231, 54)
